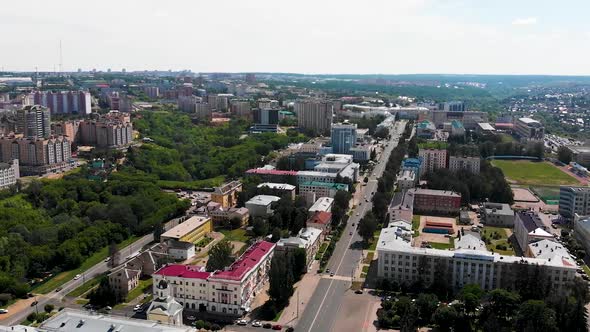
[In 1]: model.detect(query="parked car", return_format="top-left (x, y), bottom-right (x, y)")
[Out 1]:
top-left (0, 309), bottom-right (8, 314)
top-left (272, 325), bottom-right (283, 330)
top-left (263, 323), bottom-right (272, 329)
top-left (74, 274), bottom-right (81, 280)
top-left (55, 287), bottom-right (62, 292)
top-left (252, 321), bottom-right (263, 327)
top-left (236, 319), bottom-right (247, 326)
top-left (330, 272), bottom-right (335, 277)
top-left (30, 301), bottom-right (38, 307)
top-left (105, 306), bottom-right (112, 311)
top-left (133, 305), bottom-right (142, 311)
top-left (355, 289), bottom-right (364, 294)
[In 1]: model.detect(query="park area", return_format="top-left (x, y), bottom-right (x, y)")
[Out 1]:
top-left (491, 160), bottom-right (580, 186)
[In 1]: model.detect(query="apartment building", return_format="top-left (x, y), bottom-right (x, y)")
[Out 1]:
top-left (78, 120), bottom-right (133, 148)
top-left (245, 195), bottom-right (281, 217)
top-left (559, 186), bottom-right (590, 220)
top-left (480, 202), bottom-right (515, 227)
top-left (514, 211), bottom-right (554, 253)
top-left (16, 105), bottom-right (51, 138)
top-left (0, 159), bottom-right (19, 189)
top-left (51, 120), bottom-right (80, 142)
top-left (257, 182), bottom-right (296, 200)
top-left (448, 156), bottom-right (481, 174)
top-left (276, 227), bottom-right (322, 271)
top-left (515, 117), bottom-right (544, 141)
top-left (0, 135), bottom-right (72, 175)
top-left (230, 100), bottom-right (252, 118)
top-left (376, 221), bottom-right (576, 295)
top-left (396, 170), bottom-right (416, 190)
top-left (152, 241), bottom-right (275, 316)
top-left (299, 181), bottom-right (348, 198)
top-left (29, 90), bottom-right (92, 115)
top-left (294, 100), bottom-right (333, 135)
top-left (418, 146), bottom-right (447, 175)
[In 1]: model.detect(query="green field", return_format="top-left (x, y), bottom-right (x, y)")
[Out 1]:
top-left (67, 276), bottom-right (102, 298)
top-left (481, 226), bottom-right (514, 256)
top-left (219, 228), bottom-right (250, 242)
top-left (491, 160), bottom-right (579, 186)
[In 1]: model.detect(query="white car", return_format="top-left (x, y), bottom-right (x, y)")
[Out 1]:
top-left (252, 321), bottom-right (262, 327)
top-left (0, 309), bottom-right (8, 314)
top-left (133, 305), bottom-right (142, 311)
top-left (237, 319), bottom-right (247, 326)
top-left (74, 274), bottom-right (81, 280)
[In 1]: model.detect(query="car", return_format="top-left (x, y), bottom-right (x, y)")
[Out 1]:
top-left (30, 301), bottom-right (38, 307)
top-left (356, 213), bottom-right (360, 216)
top-left (252, 321), bottom-right (263, 327)
top-left (104, 257), bottom-right (111, 262)
top-left (365, 199), bottom-right (369, 202)
top-left (330, 272), bottom-right (335, 277)
top-left (352, 223), bottom-right (355, 226)
top-left (237, 319), bottom-right (247, 325)
top-left (0, 309), bottom-right (7, 314)
top-left (263, 323), bottom-right (272, 329)
top-left (355, 289), bottom-right (364, 294)
top-left (326, 268), bottom-right (330, 273)
top-left (272, 325), bottom-right (283, 330)
top-left (55, 287), bottom-right (62, 292)
top-left (74, 274), bottom-right (81, 280)
top-left (105, 306), bottom-right (112, 311)
top-left (133, 305), bottom-right (142, 311)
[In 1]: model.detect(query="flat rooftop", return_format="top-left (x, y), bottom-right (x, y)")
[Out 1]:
top-left (161, 216), bottom-right (211, 240)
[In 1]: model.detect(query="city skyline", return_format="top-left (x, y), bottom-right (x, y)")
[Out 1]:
top-left (2, 0), bottom-right (590, 75)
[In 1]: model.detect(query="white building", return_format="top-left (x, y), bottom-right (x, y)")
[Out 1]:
top-left (559, 186), bottom-right (590, 220)
top-left (396, 169), bottom-right (416, 190)
top-left (276, 227), bottom-right (322, 271)
top-left (297, 171), bottom-right (338, 184)
top-left (245, 195), bottom-right (281, 217)
top-left (309, 197), bottom-right (334, 213)
top-left (299, 181), bottom-right (348, 198)
top-left (152, 241), bottom-right (275, 316)
top-left (0, 159), bottom-right (19, 189)
top-left (448, 156), bottom-right (481, 174)
top-left (376, 221), bottom-right (576, 295)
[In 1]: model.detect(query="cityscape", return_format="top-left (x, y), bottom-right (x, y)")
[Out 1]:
top-left (2, 1), bottom-right (590, 332)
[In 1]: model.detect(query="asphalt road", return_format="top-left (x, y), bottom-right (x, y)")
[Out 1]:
top-left (0, 216), bottom-right (185, 326)
top-left (296, 120), bottom-right (407, 332)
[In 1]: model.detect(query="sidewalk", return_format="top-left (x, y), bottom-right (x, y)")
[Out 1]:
top-left (277, 260), bottom-right (322, 326)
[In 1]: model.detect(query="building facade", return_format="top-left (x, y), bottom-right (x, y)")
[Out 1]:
top-left (418, 148), bottom-right (447, 175)
top-left (331, 123), bottom-right (357, 154)
top-left (299, 181), bottom-right (348, 199)
top-left (0, 159), bottom-right (19, 189)
top-left (480, 202), bottom-right (515, 227)
top-left (411, 188), bottom-right (461, 215)
top-left (448, 156), bottom-right (481, 174)
top-left (515, 117), bottom-right (545, 141)
top-left (16, 105), bottom-right (51, 138)
top-left (0, 135), bottom-right (72, 175)
top-left (559, 186), bottom-right (590, 220)
top-left (245, 195), bottom-right (281, 217)
top-left (295, 100), bottom-right (333, 135)
top-left (30, 90), bottom-right (92, 115)
top-left (211, 181), bottom-right (242, 208)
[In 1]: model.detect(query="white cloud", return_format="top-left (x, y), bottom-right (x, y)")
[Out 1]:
top-left (512, 17), bottom-right (538, 25)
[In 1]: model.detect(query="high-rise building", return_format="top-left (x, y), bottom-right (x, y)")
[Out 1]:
top-left (142, 86), bottom-right (160, 99)
top-left (16, 105), bottom-right (51, 138)
top-left (418, 145), bottom-right (447, 175)
top-left (51, 120), bottom-right (81, 142)
top-left (0, 159), bottom-right (19, 189)
top-left (0, 135), bottom-right (72, 175)
top-left (515, 117), bottom-right (544, 141)
top-left (230, 100), bottom-right (252, 118)
top-left (559, 186), bottom-right (590, 220)
top-left (438, 101), bottom-right (465, 112)
top-left (295, 100), bottom-right (333, 135)
top-left (30, 90), bottom-right (92, 115)
top-left (253, 108), bottom-right (279, 125)
top-left (331, 123), bottom-right (357, 154)
top-left (79, 120), bottom-right (133, 148)
top-left (448, 156), bottom-right (480, 174)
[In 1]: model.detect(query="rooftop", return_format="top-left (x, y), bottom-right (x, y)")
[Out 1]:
top-left (455, 234), bottom-right (487, 251)
top-left (308, 211), bottom-right (332, 225)
top-left (517, 211), bottom-right (545, 232)
top-left (483, 202), bottom-right (514, 216)
top-left (257, 183), bottom-right (296, 191)
top-left (413, 188), bottom-right (461, 198)
top-left (161, 216), bottom-right (211, 241)
top-left (246, 195), bottom-right (281, 206)
top-left (519, 117), bottom-right (541, 124)
top-left (529, 239), bottom-right (576, 267)
top-left (418, 141), bottom-right (448, 150)
top-left (154, 264), bottom-right (211, 280)
top-left (246, 168), bottom-right (298, 176)
top-left (477, 122), bottom-right (496, 131)
top-left (300, 181), bottom-right (348, 190)
top-left (309, 197), bottom-right (334, 212)
top-left (210, 241), bottom-right (275, 281)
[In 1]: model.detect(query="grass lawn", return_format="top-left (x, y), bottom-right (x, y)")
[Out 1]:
top-left (219, 228), bottom-right (250, 242)
top-left (75, 299), bottom-right (89, 305)
top-left (32, 236), bottom-right (139, 294)
top-left (362, 266), bottom-right (369, 273)
top-left (125, 278), bottom-right (153, 303)
top-left (368, 230), bottom-right (381, 251)
top-left (499, 134), bottom-right (515, 143)
top-left (315, 243), bottom-right (328, 260)
top-left (363, 252), bottom-right (374, 264)
top-left (430, 240), bottom-right (454, 250)
top-left (481, 226), bottom-right (515, 256)
top-left (67, 276), bottom-right (102, 298)
top-left (272, 309), bottom-right (284, 322)
top-left (412, 215), bottom-right (421, 237)
top-left (491, 160), bottom-right (579, 186)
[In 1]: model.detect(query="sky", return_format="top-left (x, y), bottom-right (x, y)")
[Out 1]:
top-left (1, 0), bottom-right (590, 75)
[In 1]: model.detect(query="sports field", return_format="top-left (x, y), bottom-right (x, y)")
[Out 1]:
top-left (491, 160), bottom-right (579, 186)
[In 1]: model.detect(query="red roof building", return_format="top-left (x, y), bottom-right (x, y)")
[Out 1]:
top-left (154, 264), bottom-right (210, 280)
top-left (307, 211), bottom-right (332, 238)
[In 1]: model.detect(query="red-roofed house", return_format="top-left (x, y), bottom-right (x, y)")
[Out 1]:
top-left (151, 241), bottom-right (275, 316)
top-left (307, 211), bottom-right (332, 239)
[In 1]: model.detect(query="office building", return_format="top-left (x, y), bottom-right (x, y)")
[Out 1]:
top-left (299, 181), bottom-right (348, 199)
top-left (16, 105), bottom-right (51, 138)
top-left (152, 241), bottom-right (275, 316)
top-left (514, 211), bottom-right (554, 252)
top-left (295, 100), bottom-right (333, 135)
top-left (431, 110), bottom-right (487, 129)
top-left (418, 144), bottom-right (447, 175)
top-left (252, 108), bottom-right (279, 128)
top-left (416, 120), bottom-right (436, 139)
top-left (476, 122), bottom-right (496, 135)
top-left (209, 207), bottom-right (250, 226)
top-left (450, 120), bottom-right (465, 137)
top-left (0, 135), bottom-right (71, 175)
top-left (246, 168), bottom-right (298, 183)
top-left (567, 146), bottom-right (590, 167)
top-left (559, 186), bottom-right (590, 220)
top-left (439, 101), bottom-right (465, 112)
top-left (480, 203), bottom-right (515, 227)
top-left (0, 159), bottom-right (19, 189)
top-left (376, 221), bottom-right (575, 295)
top-left (515, 117), bottom-right (544, 141)
top-left (402, 158), bottom-right (422, 179)
top-left (245, 195), bottom-right (281, 217)
top-left (410, 188), bottom-right (461, 215)
top-left (574, 215), bottom-right (590, 255)
top-left (449, 156), bottom-right (480, 174)
top-left (30, 90), bottom-right (92, 115)
top-left (331, 123), bottom-right (357, 154)
top-left (396, 169), bottom-right (416, 190)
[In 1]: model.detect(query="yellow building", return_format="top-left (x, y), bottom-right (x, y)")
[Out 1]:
top-left (161, 216), bottom-right (212, 244)
top-left (211, 181), bottom-right (242, 208)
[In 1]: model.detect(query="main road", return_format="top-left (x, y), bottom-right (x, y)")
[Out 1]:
top-left (296, 120), bottom-right (408, 332)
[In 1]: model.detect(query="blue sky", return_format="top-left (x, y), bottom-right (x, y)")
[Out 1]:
top-left (1, 0), bottom-right (590, 75)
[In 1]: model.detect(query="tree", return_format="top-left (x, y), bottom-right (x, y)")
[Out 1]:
top-left (153, 222), bottom-right (163, 242)
top-left (89, 278), bottom-right (118, 307)
top-left (108, 242), bottom-right (119, 267)
top-left (515, 300), bottom-right (558, 332)
top-left (252, 217), bottom-right (269, 237)
top-left (433, 305), bottom-right (458, 331)
top-left (268, 252), bottom-right (294, 306)
top-left (44, 304), bottom-right (54, 313)
top-left (557, 146), bottom-right (573, 164)
top-left (416, 293), bottom-right (438, 324)
top-left (206, 240), bottom-right (234, 272)
top-left (370, 149), bottom-right (377, 160)
top-left (395, 297), bottom-right (419, 332)
top-left (358, 212), bottom-right (378, 244)
top-left (229, 217), bottom-right (242, 230)
top-left (292, 248), bottom-right (307, 279)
